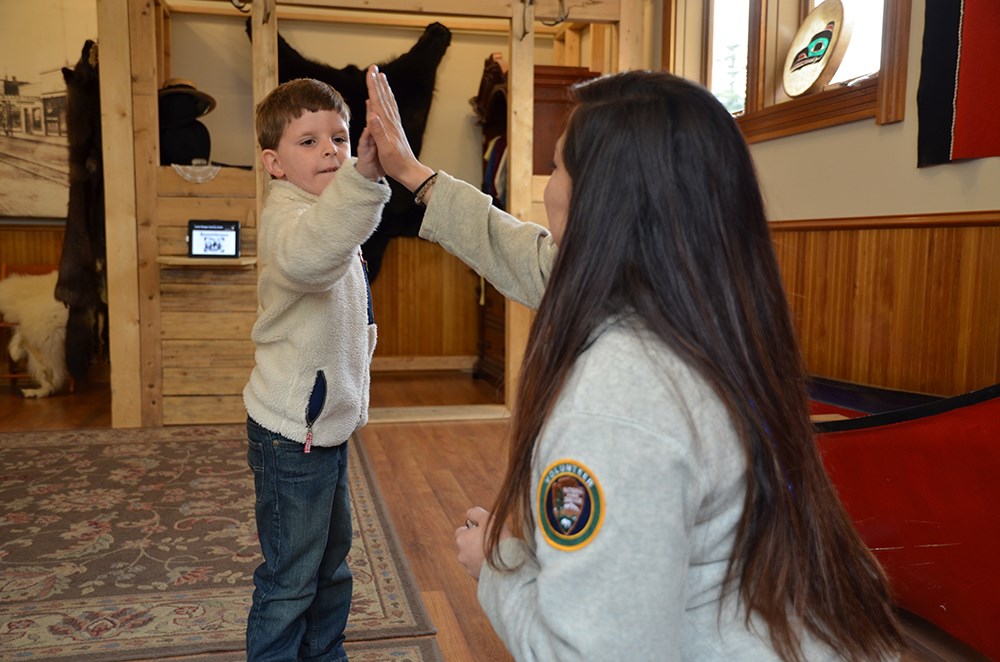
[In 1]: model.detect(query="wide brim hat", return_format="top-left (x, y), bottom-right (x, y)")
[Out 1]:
top-left (158, 78), bottom-right (216, 117)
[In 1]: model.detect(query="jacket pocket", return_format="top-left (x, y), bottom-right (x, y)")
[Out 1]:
top-left (305, 370), bottom-right (327, 427)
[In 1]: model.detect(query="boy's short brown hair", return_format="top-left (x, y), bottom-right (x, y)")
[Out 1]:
top-left (255, 78), bottom-right (351, 150)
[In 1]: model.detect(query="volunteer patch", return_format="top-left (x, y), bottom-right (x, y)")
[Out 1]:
top-left (537, 459), bottom-right (604, 550)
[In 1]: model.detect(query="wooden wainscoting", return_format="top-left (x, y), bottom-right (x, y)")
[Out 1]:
top-left (771, 211), bottom-right (1000, 396)
top-left (0, 223), bottom-right (65, 266)
top-left (370, 236), bottom-right (480, 359)
top-left (158, 266), bottom-right (258, 424)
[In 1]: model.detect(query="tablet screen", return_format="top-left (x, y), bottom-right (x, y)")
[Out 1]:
top-left (187, 220), bottom-right (240, 258)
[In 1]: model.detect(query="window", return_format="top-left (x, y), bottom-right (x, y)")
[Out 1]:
top-left (709, 0), bottom-right (750, 114)
top-left (698, 0), bottom-right (910, 143)
top-left (825, 1), bottom-right (883, 85)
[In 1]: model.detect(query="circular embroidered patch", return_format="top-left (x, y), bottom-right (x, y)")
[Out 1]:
top-left (537, 459), bottom-right (604, 551)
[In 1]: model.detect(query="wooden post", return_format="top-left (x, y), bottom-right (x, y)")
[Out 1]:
top-left (591, 24), bottom-right (608, 74)
top-left (252, 0), bottom-right (278, 225)
top-left (130, 0), bottom-right (166, 426)
top-left (660, 0), bottom-right (675, 72)
top-left (616, 0), bottom-right (644, 71)
top-left (504, 0), bottom-right (536, 409)
top-left (97, 0), bottom-right (143, 427)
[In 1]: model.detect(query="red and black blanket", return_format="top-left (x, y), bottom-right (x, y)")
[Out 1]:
top-left (917, 0), bottom-right (1000, 166)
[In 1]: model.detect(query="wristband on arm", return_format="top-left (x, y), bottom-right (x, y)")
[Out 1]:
top-left (413, 172), bottom-right (438, 207)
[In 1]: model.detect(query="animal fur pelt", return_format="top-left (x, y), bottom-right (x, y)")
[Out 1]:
top-left (57, 39), bottom-right (107, 383)
top-left (0, 272), bottom-right (70, 398)
top-left (248, 21), bottom-right (452, 280)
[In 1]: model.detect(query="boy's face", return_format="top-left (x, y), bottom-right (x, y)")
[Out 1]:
top-left (261, 109), bottom-right (351, 196)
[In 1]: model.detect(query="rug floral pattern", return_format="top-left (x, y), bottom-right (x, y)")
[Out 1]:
top-left (0, 425), bottom-right (434, 660)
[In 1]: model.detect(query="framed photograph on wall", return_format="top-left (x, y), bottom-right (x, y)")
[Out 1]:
top-left (0, 0), bottom-right (97, 219)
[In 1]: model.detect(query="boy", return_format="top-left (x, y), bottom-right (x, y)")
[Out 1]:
top-left (243, 77), bottom-right (390, 661)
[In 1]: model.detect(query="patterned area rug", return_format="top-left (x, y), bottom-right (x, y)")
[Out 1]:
top-left (0, 425), bottom-right (439, 660)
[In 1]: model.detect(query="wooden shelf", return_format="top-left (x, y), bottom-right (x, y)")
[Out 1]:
top-left (156, 256), bottom-right (256, 268)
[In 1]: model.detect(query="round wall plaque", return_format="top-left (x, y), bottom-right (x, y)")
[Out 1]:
top-left (782, 0), bottom-right (853, 97)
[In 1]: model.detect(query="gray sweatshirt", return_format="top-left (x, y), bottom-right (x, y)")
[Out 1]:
top-left (420, 172), bottom-right (848, 661)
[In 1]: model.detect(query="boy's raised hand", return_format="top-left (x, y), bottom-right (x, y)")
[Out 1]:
top-left (355, 126), bottom-right (384, 182)
top-left (365, 65), bottom-right (435, 192)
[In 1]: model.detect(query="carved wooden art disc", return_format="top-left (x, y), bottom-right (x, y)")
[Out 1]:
top-left (782, 0), bottom-right (853, 97)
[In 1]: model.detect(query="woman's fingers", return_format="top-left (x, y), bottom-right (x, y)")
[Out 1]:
top-left (371, 67), bottom-right (402, 124)
top-left (465, 506), bottom-right (490, 529)
top-left (364, 65), bottom-right (434, 191)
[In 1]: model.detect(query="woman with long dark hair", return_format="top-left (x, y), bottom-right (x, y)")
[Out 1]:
top-left (365, 65), bottom-right (904, 661)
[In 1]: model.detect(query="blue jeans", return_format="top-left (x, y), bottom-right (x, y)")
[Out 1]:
top-left (246, 417), bottom-right (352, 662)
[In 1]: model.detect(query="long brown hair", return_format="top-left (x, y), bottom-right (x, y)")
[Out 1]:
top-left (485, 71), bottom-right (903, 661)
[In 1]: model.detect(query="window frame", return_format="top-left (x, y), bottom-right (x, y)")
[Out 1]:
top-left (666, 0), bottom-right (911, 144)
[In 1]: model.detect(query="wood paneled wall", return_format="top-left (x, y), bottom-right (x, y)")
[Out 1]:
top-left (369, 238), bottom-right (480, 359)
top-left (771, 211), bottom-right (1000, 396)
top-left (155, 167), bottom-right (257, 425)
top-left (0, 224), bottom-right (64, 268)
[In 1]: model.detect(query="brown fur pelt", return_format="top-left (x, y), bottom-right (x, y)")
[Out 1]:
top-left (0, 272), bottom-right (70, 398)
top-left (57, 39), bottom-right (107, 382)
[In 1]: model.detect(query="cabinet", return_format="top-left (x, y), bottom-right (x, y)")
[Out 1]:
top-left (471, 60), bottom-right (599, 389)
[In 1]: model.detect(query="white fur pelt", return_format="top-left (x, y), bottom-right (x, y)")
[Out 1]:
top-left (0, 272), bottom-right (69, 398)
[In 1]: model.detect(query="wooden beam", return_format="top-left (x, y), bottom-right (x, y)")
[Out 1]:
top-left (164, 0), bottom-right (561, 34)
top-left (616, 0), bottom-right (643, 70)
top-left (660, 0), bottom-right (675, 71)
top-left (504, 1), bottom-right (536, 409)
top-left (253, 0), bottom-right (620, 23)
top-left (156, 1), bottom-right (171, 82)
top-left (97, 0), bottom-right (143, 428)
top-left (591, 24), bottom-right (609, 73)
top-left (252, 0), bottom-right (278, 226)
top-left (131, 0), bottom-right (166, 426)
top-left (877, 0), bottom-right (911, 125)
top-left (562, 24), bottom-right (582, 67)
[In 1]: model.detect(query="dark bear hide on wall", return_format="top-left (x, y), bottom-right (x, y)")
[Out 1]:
top-left (248, 21), bottom-right (452, 280)
top-left (57, 39), bottom-right (106, 382)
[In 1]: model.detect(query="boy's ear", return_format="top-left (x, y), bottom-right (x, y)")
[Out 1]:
top-left (261, 149), bottom-right (284, 179)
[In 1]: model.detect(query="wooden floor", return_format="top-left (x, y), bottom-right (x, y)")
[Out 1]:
top-left (0, 370), bottom-right (981, 661)
top-left (361, 420), bottom-right (513, 662)
top-left (0, 367), bottom-right (512, 662)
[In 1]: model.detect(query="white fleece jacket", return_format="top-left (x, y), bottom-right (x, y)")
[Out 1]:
top-left (243, 162), bottom-right (390, 446)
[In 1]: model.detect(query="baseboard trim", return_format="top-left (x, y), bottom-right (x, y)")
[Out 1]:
top-left (368, 404), bottom-right (509, 424)
top-left (770, 209), bottom-right (1000, 231)
top-left (371, 355), bottom-right (478, 372)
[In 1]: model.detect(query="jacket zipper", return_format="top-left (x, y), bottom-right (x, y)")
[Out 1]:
top-left (304, 370), bottom-right (327, 453)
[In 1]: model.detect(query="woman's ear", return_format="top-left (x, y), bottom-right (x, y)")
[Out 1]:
top-left (261, 149), bottom-right (284, 179)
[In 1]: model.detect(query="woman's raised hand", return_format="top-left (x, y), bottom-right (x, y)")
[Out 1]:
top-left (365, 65), bottom-right (435, 192)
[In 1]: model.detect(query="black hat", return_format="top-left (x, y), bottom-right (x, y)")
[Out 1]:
top-left (158, 78), bottom-right (216, 117)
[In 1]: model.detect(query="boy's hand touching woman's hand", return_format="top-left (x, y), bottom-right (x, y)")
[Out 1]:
top-left (355, 125), bottom-right (384, 182)
top-left (364, 65), bottom-right (436, 193)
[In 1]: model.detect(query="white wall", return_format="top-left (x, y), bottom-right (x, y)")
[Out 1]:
top-left (0, 0), bottom-right (97, 82)
top-left (169, 14), bottom-right (554, 187)
top-left (168, 1), bottom-right (1000, 223)
top-left (748, 0), bottom-right (1000, 220)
